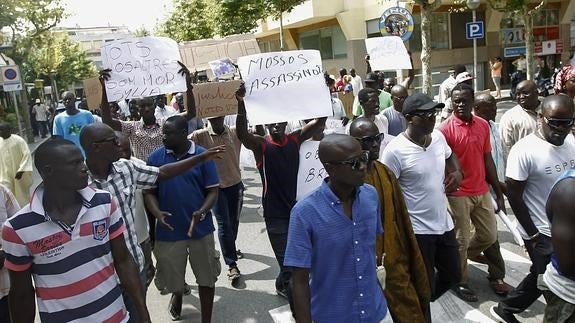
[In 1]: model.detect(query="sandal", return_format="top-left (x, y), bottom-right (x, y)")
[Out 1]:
top-left (452, 283), bottom-right (479, 302)
top-left (168, 293), bottom-right (182, 321)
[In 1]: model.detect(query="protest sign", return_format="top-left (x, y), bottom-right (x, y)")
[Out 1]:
top-left (324, 118), bottom-right (346, 134)
top-left (296, 140), bottom-right (326, 200)
top-left (193, 80), bottom-right (242, 118)
top-left (100, 37), bottom-right (186, 102)
top-left (83, 77), bottom-right (102, 109)
top-left (365, 36), bottom-right (412, 71)
top-left (237, 50), bottom-right (332, 125)
top-left (208, 58), bottom-right (236, 78)
top-left (180, 35), bottom-right (260, 71)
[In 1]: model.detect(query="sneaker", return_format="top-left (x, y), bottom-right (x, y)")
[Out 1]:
top-left (489, 279), bottom-right (513, 296)
top-left (228, 266), bottom-right (241, 282)
top-left (236, 250), bottom-right (244, 259)
top-left (490, 304), bottom-right (520, 323)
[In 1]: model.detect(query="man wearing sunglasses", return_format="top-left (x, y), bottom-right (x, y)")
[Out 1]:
top-left (286, 134), bottom-right (391, 323)
top-left (491, 95), bottom-right (575, 323)
top-left (350, 118), bottom-right (430, 322)
top-left (382, 93), bottom-right (463, 311)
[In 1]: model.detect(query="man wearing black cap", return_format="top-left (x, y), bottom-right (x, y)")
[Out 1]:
top-left (382, 93), bottom-right (463, 305)
top-left (352, 72), bottom-right (393, 117)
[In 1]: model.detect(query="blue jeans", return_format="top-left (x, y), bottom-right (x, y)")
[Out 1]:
top-left (213, 182), bottom-right (244, 267)
top-left (264, 217), bottom-right (291, 292)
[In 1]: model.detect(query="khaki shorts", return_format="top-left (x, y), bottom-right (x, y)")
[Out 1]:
top-left (154, 234), bottom-right (221, 292)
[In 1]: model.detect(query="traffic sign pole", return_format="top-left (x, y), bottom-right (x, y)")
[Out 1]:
top-left (11, 91), bottom-right (23, 137)
top-left (472, 9), bottom-right (477, 92)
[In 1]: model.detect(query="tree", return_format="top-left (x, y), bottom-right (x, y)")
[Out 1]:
top-left (215, 0), bottom-right (267, 37)
top-left (133, 26), bottom-right (151, 37)
top-left (157, 0), bottom-right (217, 42)
top-left (262, 0), bottom-right (308, 49)
top-left (488, 0), bottom-right (546, 81)
top-left (414, 0), bottom-right (442, 96)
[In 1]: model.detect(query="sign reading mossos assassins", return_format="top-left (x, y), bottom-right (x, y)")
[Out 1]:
top-left (379, 6), bottom-right (415, 42)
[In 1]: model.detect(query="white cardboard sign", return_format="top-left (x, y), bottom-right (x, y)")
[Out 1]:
top-left (365, 36), bottom-right (412, 71)
top-left (237, 50), bottom-right (332, 125)
top-left (296, 140), bottom-right (327, 200)
top-left (101, 37), bottom-right (186, 102)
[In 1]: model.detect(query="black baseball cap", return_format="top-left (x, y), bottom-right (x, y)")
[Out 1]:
top-left (402, 93), bottom-right (445, 116)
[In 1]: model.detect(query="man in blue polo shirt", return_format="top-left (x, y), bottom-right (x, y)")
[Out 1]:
top-left (285, 134), bottom-right (390, 323)
top-left (144, 115), bottom-right (221, 322)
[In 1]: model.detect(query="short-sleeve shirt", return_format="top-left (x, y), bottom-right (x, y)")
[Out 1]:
top-left (440, 115), bottom-right (491, 197)
top-left (52, 109), bottom-right (95, 156)
top-left (381, 107), bottom-right (407, 136)
top-left (352, 90), bottom-right (393, 116)
top-left (498, 104), bottom-right (540, 159)
top-left (505, 134), bottom-right (575, 238)
top-left (2, 186), bottom-right (129, 322)
top-left (33, 104), bottom-right (49, 122)
top-left (89, 159), bottom-right (159, 271)
top-left (147, 142), bottom-right (219, 241)
top-left (284, 180), bottom-right (388, 323)
top-left (191, 125), bottom-right (242, 188)
top-left (121, 120), bottom-right (164, 161)
top-left (382, 130), bottom-right (454, 234)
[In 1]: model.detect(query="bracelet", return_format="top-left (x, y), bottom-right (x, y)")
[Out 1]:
top-left (527, 231), bottom-right (540, 240)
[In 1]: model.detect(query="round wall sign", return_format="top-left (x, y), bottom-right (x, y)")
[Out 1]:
top-left (379, 6), bottom-right (415, 42)
top-left (3, 68), bottom-right (17, 80)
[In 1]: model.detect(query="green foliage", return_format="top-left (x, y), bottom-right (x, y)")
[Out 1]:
top-left (133, 27), bottom-right (151, 37)
top-left (157, 0), bottom-right (307, 41)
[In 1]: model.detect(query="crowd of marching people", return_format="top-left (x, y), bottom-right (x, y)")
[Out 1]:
top-left (1, 53), bottom-right (575, 323)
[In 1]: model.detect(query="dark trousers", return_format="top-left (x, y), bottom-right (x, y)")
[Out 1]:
top-left (264, 217), bottom-right (291, 292)
top-left (0, 296), bottom-right (10, 323)
top-left (415, 229), bottom-right (461, 302)
top-left (483, 239), bottom-right (506, 280)
top-left (37, 121), bottom-right (48, 138)
top-left (500, 234), bottom-right (553, 314)
top-left (213, 182), bottom-right (244, 267)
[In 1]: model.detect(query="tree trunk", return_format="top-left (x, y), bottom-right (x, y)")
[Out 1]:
top-left (523, 10), bottom-right (535, 80)
top-left (420, 4), bottom-right (433, 96)
top-left (279, 12), bottom-right (284, 51)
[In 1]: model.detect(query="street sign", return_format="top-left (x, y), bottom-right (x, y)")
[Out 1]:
top-left (1, 65), bottom-right (23, 92)
top-left (504, 46), bottom-right (526, 58)
top-left (466, 21), bottom-right (484, 39)
top-left (2, 83), bottom-right (22, 92)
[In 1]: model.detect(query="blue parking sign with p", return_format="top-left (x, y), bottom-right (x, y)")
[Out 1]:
top-left (466, 21), bottom-right (484, 39)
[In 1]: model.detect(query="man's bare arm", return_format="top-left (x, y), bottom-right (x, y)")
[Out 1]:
top-left (8, 269), bottom-right (36, 323)
top-left (98, 69), bottom-right (122, 131)
top-left (235, 85), bottom-right (265, 151)
top-left (292, 267), bottom-right (312, 323)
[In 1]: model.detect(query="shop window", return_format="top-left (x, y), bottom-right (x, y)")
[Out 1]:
top-left (299, 25), bottom-right (347, 60)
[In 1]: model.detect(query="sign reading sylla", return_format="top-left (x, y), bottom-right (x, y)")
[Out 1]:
top-left (237, 50), bottom-right (332, 125)
top-left (379, 6), bottom-right (414, 42)
top-left (466, 21), bottom-right (484, 40)
top-left (100, 37), bottom-right (187, 102)
top-left (193, 80), bottom-right (242, 118)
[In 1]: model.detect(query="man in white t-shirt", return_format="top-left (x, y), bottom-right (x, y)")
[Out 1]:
top-left (498, 80), bottom-right (541, 159)
top-left (491, 95), bottom-right (575, 323)
top-left (347, 88), bottom-right (388, 134)
top-left (349, 68), bottom-right (363, 97)
top-left (154, 94), bottom-right (177, 121)
top-left (540, 169), bottom-right (575, 323)
top-left (382, 93), bottom-right (463, 303)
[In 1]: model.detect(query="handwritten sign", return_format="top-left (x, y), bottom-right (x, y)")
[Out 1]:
top-left (83, 77), bottom-right (102, 109)
top-left (296, 140), bottom-right (327, 200)
top-left (209, 58), bottom-right (236, 78)
top-left (193, 80), bottom-right (242, 118)
top-left (238, 50), bottom-right (332, 125)
top-left (101, 37), bottom-right (186, 102)
top-left (365, 36), bottom-right (412, 71)
top-left (180, 35), bottom-right (260, 71)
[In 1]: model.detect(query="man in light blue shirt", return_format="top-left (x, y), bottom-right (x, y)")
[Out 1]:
top-left (382, 85), bottom-right (408, 136)
top-left (285, 134), bottom-right (389, 323)
top-left (52, 91), bottom-right (95, 155)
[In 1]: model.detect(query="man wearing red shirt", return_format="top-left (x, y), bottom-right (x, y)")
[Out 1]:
top-left (439, 83), bottom-right (505, 302)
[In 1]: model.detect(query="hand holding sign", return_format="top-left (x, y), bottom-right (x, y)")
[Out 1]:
top-left (365, 36), bottom-right (412, 71)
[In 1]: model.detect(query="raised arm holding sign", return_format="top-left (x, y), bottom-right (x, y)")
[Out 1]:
top-left (237, 50), bottom-right (333, 125)
top-left (100, 37), bottom-right (187, 102)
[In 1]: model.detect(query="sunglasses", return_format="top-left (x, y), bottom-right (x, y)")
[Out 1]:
top-left (543, 117), bottom-right (575, 129)
top-left (354, 133), bottom-right (384, 147)
top-left (328, 151), bottom-right (370, 170)
top-left (93, 136), bottom-right (119, 146)
top-left (412, 110), bottom-right (438, 119)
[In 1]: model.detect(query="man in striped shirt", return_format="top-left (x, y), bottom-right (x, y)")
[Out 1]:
top-left (2, 138), bottom-right (150, 322)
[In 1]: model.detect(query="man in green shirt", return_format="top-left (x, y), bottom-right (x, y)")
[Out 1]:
top-left (352, 72), bottom-right (393, 117)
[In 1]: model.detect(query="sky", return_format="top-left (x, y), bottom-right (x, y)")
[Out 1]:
top-left (58, 0), bottom-right (174, 32)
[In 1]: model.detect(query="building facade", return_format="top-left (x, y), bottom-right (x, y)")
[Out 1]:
top-left (255, 0), bottom-right (575, 96)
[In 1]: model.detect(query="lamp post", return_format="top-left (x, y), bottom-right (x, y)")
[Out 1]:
top-left (467, 0), bottom-right (481, 92)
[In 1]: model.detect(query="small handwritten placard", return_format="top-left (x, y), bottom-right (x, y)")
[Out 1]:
top-left (193, 80), bottom-right (242, 118)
